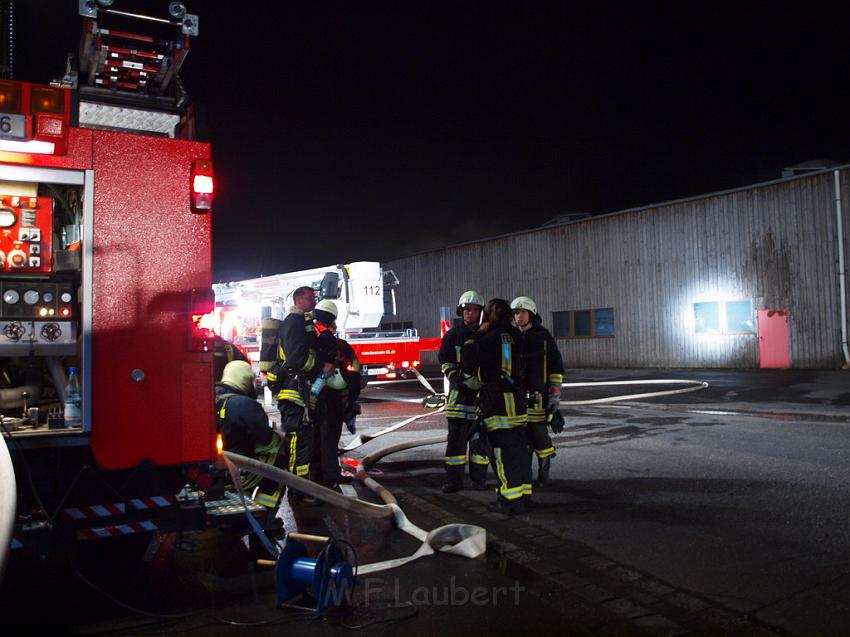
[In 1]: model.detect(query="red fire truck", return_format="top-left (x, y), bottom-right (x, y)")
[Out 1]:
top-left (213, 262), bottom-right (441, 380)
top-left (1, 3), bottom-right (222, 553)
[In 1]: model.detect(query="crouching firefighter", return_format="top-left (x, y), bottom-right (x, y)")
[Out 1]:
top-left (511, 296), bottom-right (564, 487)
top-left (463, 298), bottom-right (530, 515)
top-left (265, 286), bottom-right (335, 505)
top-left (216, 360), bottom-right (286, 518)
top-left (438, 290), bottom-right (491, 493)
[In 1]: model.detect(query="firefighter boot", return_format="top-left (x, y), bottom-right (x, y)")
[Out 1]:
top-left (536, 456), bottom-right (552, 488)
top-left (442, 464), bottom-right (464, 493)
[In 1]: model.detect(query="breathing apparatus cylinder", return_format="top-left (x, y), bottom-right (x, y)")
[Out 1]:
top-left (259, 318), bottom-right (281, 372)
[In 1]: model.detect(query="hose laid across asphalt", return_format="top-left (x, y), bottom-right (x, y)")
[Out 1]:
top-left (227, 377), bottom-right (708, 576)
top-left (224, 444), bottom-right (485, 576)
top-left (560, 379), bottom-right (708, 405)
top-left (340, 408), bottom-right (443, 452)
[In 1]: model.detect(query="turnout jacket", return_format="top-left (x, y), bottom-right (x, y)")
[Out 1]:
top-left (268, 308), bottom-right (321, 406)
top-left (215, 383), bottom-right (274, 457)
top-left (522, 324), bottom-right (565, 422)
top-left (462, 325), bottom-right (527, 431)
top-left (438, 321), bottom-right (480, 421)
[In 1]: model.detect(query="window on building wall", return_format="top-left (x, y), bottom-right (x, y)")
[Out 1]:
top-left (553, 308), bottom-right (615, 338)
top-left (552, 311), bottom-right (570, 338)
top-left (693, 300), bottom-right (754, 334)
top-left (725, 300), bottom-right (754, 333)
top-left (595, 308), bottom-right (615, 337)
top-left (574, 310), bottom-right (591, 336)
top-left (694, 302), bottom-right (720, 333)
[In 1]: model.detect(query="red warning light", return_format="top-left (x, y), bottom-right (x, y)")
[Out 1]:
top-left (61, 307), bottom-right (71, 317)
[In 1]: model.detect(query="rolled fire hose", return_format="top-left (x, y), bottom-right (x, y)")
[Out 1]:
top-left (224, 446), bottom-right (486, 575)
top-left (0, 433), bottom-right (17, 583)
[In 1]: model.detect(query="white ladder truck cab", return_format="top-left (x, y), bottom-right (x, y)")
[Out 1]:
top-left (212, 262), bottom-right (440, 380)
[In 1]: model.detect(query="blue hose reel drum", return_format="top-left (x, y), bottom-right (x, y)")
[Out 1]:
top-left (276, 535), bottom-right (355, 614)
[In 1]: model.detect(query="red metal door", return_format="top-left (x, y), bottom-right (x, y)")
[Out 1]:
top-left (758, 309), bottom-right (791, 368)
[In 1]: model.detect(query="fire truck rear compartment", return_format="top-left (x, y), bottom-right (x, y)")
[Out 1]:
top-left (0, 180), bottom-right (83, 438)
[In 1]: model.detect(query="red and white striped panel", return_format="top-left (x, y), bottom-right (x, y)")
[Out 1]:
top-left (127, 496), bottom-right (174, 510)
top-left (61, 503), bottom-right (126, 521)
top-left (76, 520), bottom-right (158, 540)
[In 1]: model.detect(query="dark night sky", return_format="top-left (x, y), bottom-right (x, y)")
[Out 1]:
top-left (16, 2), bottom-right (850, 281)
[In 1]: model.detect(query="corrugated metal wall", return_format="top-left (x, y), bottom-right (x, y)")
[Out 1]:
top-left (385, 168), bottom-right (850, 369)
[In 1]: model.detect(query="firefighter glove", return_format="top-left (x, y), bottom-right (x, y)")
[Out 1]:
top-left (548, 408), bottom-right (565, 434)
top-left (461, 373), bottom-right (482, 391)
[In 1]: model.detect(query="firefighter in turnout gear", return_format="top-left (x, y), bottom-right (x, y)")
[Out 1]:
top-left (264, 286), bottom-right (335, 506)
top-left (511, 296), bottom-right (564, 487)
top-left (463, 298), bottom-right (530, 515)
top-left (309, 300), bottom-right (349, 486)
top-left (438, 290), bottom-right (491, 493)
top-left (215, 360), bottom-right (286, 514)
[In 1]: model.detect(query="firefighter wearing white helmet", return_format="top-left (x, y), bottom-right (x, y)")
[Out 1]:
top-left (511, 295), bottom-right (565, 489)
top-left (438, 290), bottom-right (491, 493)
top-left (309, 299), bottom-right (352, 487)
top-left (456, 290), bottom-right (485, 316)
top-left (313, 299), bottom-right (338, 325)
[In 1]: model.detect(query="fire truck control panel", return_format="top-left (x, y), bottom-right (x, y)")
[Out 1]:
top-left (0, 195), bottom-right (54, 273)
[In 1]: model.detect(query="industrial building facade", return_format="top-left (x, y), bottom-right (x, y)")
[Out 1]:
top-left (385, 166), bottom-right (850, 369)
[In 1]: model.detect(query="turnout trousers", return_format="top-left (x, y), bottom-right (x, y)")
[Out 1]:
top-left (254, 400), bottom-right (313, 508)
top-left (444, 417), bottom-right (492, 486)
top-left (310, 390), bottom-right (344, 485)
top-left (486, 426), bottom-right (532, 513)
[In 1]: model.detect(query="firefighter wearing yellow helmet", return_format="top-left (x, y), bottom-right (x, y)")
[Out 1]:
top-left (511, 295), bottom-right (564, 488)
top-left (438, 290), bottom-right (491, 493)
top-left (216, 360), bottom-right (287, 521)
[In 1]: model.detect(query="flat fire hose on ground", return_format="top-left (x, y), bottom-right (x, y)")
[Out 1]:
top-left (560, 379), bottom-right (708, 405)
top-left (340, 408), bottom-right (443, 452)
top-left (416, 378), bottom-right (709, 408)
top-left (224, 446), bottom-right (485, 576)
top-left (226, 377), bottom-right (708, 576)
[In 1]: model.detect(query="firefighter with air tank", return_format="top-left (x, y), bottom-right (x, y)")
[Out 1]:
top-left (438, 290), bottom-right (492, 493)
top-left (511, 295), bottom-right (564, 487)
top-left (264, 286), bottom-right (336, 505)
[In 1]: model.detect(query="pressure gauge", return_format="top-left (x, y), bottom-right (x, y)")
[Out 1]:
top-left (3, 290), bottom-right (20, 304)
top-left (23, 290), bottom-right (39, 305)
top-left (43, 291), bottom-right (54, 303)
top-left (0, 207), bottom-right (16, 228)
top-left (60, 292), bottom-right (72, 303)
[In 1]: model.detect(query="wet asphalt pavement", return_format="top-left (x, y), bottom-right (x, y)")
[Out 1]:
top-left (3, 367), bottom-right (850, 635)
